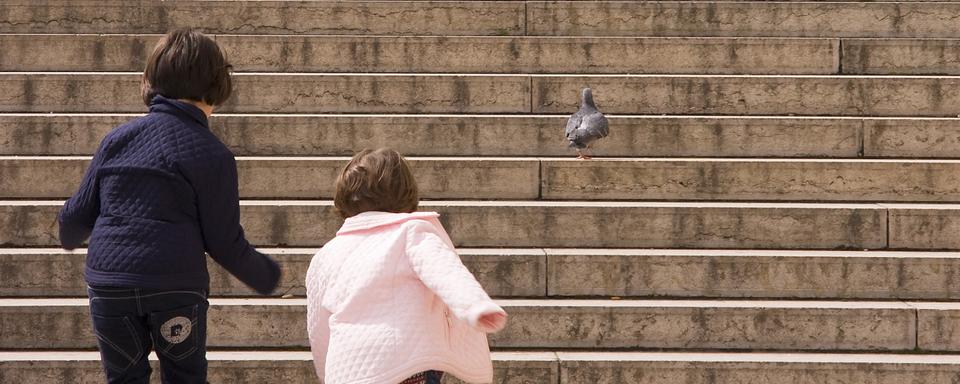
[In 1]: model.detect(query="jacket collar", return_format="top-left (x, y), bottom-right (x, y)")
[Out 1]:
top-left (337, 211), bottom-right (439, 235)
top-left (148, 95), bottom-right (209, 128)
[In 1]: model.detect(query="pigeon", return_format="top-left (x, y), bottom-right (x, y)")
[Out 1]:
top-left (565, 87), bottom-right (609, 159)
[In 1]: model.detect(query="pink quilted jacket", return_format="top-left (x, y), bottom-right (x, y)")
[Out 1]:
top-left (305, 211), bottom-right (507, 384)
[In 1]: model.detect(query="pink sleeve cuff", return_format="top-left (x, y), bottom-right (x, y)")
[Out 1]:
top-left (465, 301), bottom-right (508, 333)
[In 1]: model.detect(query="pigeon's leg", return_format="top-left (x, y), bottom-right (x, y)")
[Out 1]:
top-left (577, 148), bottom-right (590, 160)
top-left (580, 145), bottom-right (593, 160)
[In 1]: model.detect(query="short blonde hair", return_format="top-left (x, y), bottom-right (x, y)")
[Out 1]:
top-left (334, 148), bottom-right (419, 219)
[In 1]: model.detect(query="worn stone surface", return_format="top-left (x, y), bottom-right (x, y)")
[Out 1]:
top-left (546, 250), bottom-right (960, 300)
top-left (432, 202), bottom-right (886, 249)
top-left (916, 303), bottom-right (960, 351)
top-left (0, 158), bottom-right (89, 199)
top-left (10, 73), bottom-right (960, 116)
top-left (2, 202), bottom-right (887, 248)
top-left (0, 115), bottom-right (123, 155)
top-left (0, 303), bottom-right (93, 348)
top-left (864, 119), bottom-right (960, 158)
top-left (0, 300), bottom-right (307, 349)
top-left (541, 159), bottom-right (960, 201)
top-left (0, 1), bottom-right (524, 35)
top-left (888, 206), bottom-right (960, 249)
top-left (0, 300), bottom-right (916, 351)
top-left (0, 34), bottom-right (154, 72)
top-left (0, 34), bottom-right (838, 75)
top-left (460, 250), bottom-right (548, 298)
top-left (0, 358), bottom-right (316, 384)
top-left (445, 353), bottom-right (560, 384)
top-left (30, 157), bottom-right (960, 202)
top-left (0, 203), bottom-right (61, 247)
top-left (223, 35), bottom-right (838, 75)
top-left (532, 75), bottom-right (960, 116)
top-left (0, 157), bottom-right (540, 199)
top-left (557, 354), bottom-right (960, 384)
top-left (0, 352), bottom-right (557, 384)
top-left (527, 2), bottom-right (960, 38)
top-left (0, 251), bottom-right (91, 297)
top-left (493, 301), bottom-right (915, 351)
top-left (0, 249), bottom-right (545, 298)
top-left (0, 359), bottom-right (107, 384)
top-left (5, 352), bottom-right (960, 384)
top-left (0, 115), bottom-right (864, 158)
top-left (0, 74), bottom-right (530, 113)
top-left (842, 39), bottom-right (960, 75)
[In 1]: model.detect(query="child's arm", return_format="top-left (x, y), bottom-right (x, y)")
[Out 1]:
top-left (58, 141), bottom-right (108, 250)
top-left (308, 306), bottom-right (331, 382)
top-left (188, 155), bottom-right (281, 295)
top-left (305, 255), bottom-right (330, 382)
top-left (405, 219), bottom-right (507, 333)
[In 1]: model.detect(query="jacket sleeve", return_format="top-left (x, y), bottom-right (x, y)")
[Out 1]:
top-left (306, 253), bottom-right (330, 381)
top-left (58, 142), bottom-right (108, 250)
top-left (405, 218), bottom-right (507, 333)
top-left (191, 155), bottom-right (281, 295)
top-left (308, 306), bottom-right (331, 381)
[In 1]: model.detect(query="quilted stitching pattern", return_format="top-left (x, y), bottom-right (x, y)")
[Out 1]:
top-left (306, 212), bottom-right (505, 384)
top-left (60, 96), bottom-right (279, 293)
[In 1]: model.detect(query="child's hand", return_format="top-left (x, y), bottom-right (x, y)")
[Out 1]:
top-left (478, 311), bottom-right (508, 333)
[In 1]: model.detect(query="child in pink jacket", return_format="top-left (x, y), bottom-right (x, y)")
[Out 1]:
top-left (306, 148), bottom-right (508, 384)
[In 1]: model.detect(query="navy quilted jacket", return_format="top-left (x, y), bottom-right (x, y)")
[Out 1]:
top-left (58, 96), bottom-right (280, 294)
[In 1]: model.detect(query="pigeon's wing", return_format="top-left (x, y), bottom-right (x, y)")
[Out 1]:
top-left (565, 113), bottom-right (583, 139)
top-left (582, 112), bottom-right (609, 139)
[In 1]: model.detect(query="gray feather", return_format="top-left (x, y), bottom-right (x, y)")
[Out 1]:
top-left (565, 111), bottom-right (583, 138)
top-left (565, 88), bottom-right (609, 149)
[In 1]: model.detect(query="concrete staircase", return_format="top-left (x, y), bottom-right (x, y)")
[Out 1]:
top-left (2, 1), bottom-right (960, 383)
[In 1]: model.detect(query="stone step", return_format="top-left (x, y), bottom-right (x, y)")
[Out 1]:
top-left (541, 158), bottom-right (960, 202)
top-left (0, 156), bottom-right (541, 200)
top-left (10, 352), bottom-right (960, 384)
top-left (554, 352), bottom-right (960, 384)
top-left (0, 248), bottom-right (545, 298)
top-left (5, 114), bottom-right (960, 159)
top-left (0, 1), bottom-right (525, 36)
top-left (0, 73), bottom-right (531, 114)
top-left (0, 34), bottom-right (840, 75)
top-left (6, 2), bottom-right (960, 38)
top-left (4, 73), bottom-right (959, 116)
top-left (864, 118), bottom-right (960, 158)
top-left (843, 39), bottom-right (960, 75)
top-left (886, 204), bottom-right (960, 250)
top-left (0, 351), bottom-right (558, 384)
top-left (1, 298), bottom-right (945, 351)
top-left (6, 248), bottom-right (960, 301)
top-left (12, 201), bottom-right (960, 250)
top-left (529, 75), bottom-right (960, 116)
top-left (527, 1), bottom-right (960, 38)
top-left (0, 201), bottom-right (893, 249)
top-left (0, 114), bottom-right (875, 158)
top-left (8, 157), bottom-right (960, 202)
top-left (545, 249), bottom-right (960, 300)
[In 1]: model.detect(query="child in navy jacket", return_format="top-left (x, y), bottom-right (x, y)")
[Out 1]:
top-left (58, 29), bottom-right (280, 384)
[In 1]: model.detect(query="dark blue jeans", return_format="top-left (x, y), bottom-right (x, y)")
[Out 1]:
top-left (87, 286), bottom-right (209, 384)
top-left (400, 370), bottom-right (444, 384)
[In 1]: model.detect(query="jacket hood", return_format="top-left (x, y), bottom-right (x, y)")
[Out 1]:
top-left (337, 211), bottom-right (440, 235)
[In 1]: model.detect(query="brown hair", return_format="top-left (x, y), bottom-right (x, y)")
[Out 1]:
top-left (141, 28), bottom-right (233, 106)
top-left (334, 149), bottom-right (419, 219)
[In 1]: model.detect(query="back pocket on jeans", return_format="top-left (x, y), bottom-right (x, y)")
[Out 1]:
top-left (148, 303), bottom-right (203, 361)
top-left (90, 314), bottom-right (144, 373)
